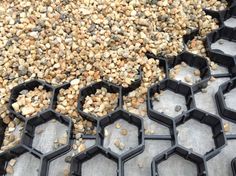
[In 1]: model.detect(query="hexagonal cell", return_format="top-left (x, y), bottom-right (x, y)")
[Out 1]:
top-left (206, 27), bottom-right (236, 68)
top-left (23, 110), bottom-right (72, 154)
top-left (216, 77), bottom-right (236, 122)
top-left (8, 79), bottom-right (53, 120)
top-left (100, 110), bottom-right (143, 155)
top-left (207, 140), bottom-right (236, 176)
top-left (147, 79), bottom-right (194, 125)
top-left (153, 146), bottom-right (206, 176)
top-left (47, 139), bottom-right (96, 176)
top-left (176, 109), bottom-right (226, 157)
top-left (70, 146), bottom-right (118, 176)
top-left (169, 52), bottom-right (210, 90)
top-left (78, 81), bottom-right (122, 120)
top-left (0, 118), bottom-right (25, 153)
top-left (124, 140), bottom-right (171, 176)
top-left (0, 148), bottom-right (41, 176)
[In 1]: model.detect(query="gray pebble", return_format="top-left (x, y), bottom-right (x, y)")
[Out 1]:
top-left (175, 105), bottom-right (182, 112)
top-left (65, 156), bottom-right (72, 163)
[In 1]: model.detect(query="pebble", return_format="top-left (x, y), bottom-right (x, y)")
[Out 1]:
top-left (115, 122), bottom-right (121, 129)
top-left (8, 159), bottom-right (17, 166)
top-left (21, 106), bottom-right (35, 116)
top-left (70, 79), bottom-right (80, 85)
top-left (224, 123), bottom-right (230, 132)
top-left (194, 70), bottom-right (201, 76)
top-left (120, 129), bottom-right (128, 136)
top-left (78, 143), bottom-right (86, 152)
top-left (201, 88), bottom-right (208, 93)
top-left (65, 156), bottom-right (72, 163)
top-left (6, 165), bottom-right (14, 174)
top-left (175, 105), bottom-right (182, 112)
top-left (184, 75), bottom-right (191, 83)
top-left (114, 139), bottom-right (125, 151)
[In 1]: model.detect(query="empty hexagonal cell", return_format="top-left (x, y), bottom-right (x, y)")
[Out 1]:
top-left (153, 146), bottom-right (206, 176)
top-left (216, 77), bottom-right (236, 122)
top-left (70, 146), bottom-right (118, 176)
top-left (78, 81), bottom-right (122, 120)
top-left (9, 80), bottom-right (53, 120)
top-left (124, 140), bottom-right (171, 176)
top-left (100, 110), bottom-right (143, 155)
top-left (148, 79), bottom-right (194, 125)
top-left (0, 118), bottom-right (25, 153)
top-left (176, 109), bottom-right (226, 157)
top-left (23, 110), bottom-right (72, 154)
top-left (169, 52), bottom-right (210, 89)
top-left (48, 139), bottom-right (96, 176)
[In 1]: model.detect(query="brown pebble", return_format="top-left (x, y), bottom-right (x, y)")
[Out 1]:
top-left (120, 129), bottom-right (128, 136)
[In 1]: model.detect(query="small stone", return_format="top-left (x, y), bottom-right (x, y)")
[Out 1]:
top-left (21, 106), bottom-right (35, 116)
top-left (201, 88), bottom-right (207, 93)
top-left (58, 137), bottom-right (67, 145)
top-left (6, 165), bottom-right (14, 174)
top-left (224, 123), bottom-right (230, 132)
top-left (175, 105), bottom-right (182, 112)
top-left (120, 129), bottom-right (128, 136)
top-left (64, 168), bottom-right (70, 176)
top-left (78, 144), bottom-right (86, 152)
top-left (65, 156), bottom-right (72, 163)
top-left (184, 75), bottom-right (191, 83)
top-left (115, 122), bottom-right (121, 129)
top-left (12, 102), bottom-right (20, 112)
top-left (218, 40), bottom-right (224, 45)
top-left (210, 76), bottom-right (216, 82)
top-left (194, 69), bottom-right (201, 76)
top-left (70, 79), bottom-right (80, 85)
top-left (8, 159), bottom-right (16, 167)
top-left (104, 129), bottom-right (109, 137)
top-left (181, 62), bottom-right (187, 67)
top-left (28, 31), bottom-right (39, 39)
